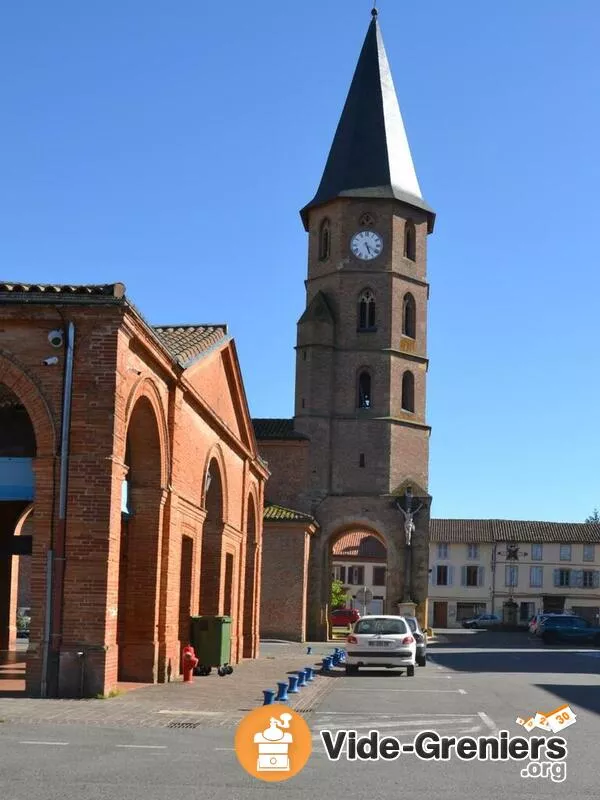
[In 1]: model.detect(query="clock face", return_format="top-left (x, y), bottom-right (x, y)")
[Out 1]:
top-left (351, 230), bottom-right (383, 261)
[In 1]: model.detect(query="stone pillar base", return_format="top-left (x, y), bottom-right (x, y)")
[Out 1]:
top-left (397, 601), bottom-right (417, 618)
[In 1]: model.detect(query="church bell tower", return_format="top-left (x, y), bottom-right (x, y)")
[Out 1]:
top-left (294, 9), bottom-right (436, 636)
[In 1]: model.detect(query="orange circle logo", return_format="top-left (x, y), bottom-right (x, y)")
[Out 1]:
top-left (234, 704), bottom-right (312, 782)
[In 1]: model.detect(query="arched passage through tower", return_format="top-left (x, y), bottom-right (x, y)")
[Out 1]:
top-left (327, 526), bottom-right (389, 620)
top-left (242, 493), bottom-right (258, 659)
top-left (199, 458), bottom-right (226, 617)
top-left (117, 395), bottom-right (164, 683)
top-left (0, 384), bottom-right (36, 665)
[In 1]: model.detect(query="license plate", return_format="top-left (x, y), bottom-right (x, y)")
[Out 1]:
top-left (369, 640), bottom-right (390, 647)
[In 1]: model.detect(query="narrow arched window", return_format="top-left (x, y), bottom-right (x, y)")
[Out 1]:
top-left (358, 289), bottom-right (376, 331)
top-left (404, 220), bottom-right (416, 261)
top-left (402, 293), bottom-right (416, 338)
top-left (401, 371), bottom-right (415, 412)
top-left (319, 218), bottom-right (331, 261)
top-left (358, 371), bottom-right (372, 409)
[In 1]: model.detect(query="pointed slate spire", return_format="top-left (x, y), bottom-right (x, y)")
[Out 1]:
top-left (300, 9), bottom-right (435, 232)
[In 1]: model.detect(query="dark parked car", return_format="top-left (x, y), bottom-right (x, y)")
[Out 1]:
top-left (539, 615), bottom-right (600, 645)
top-left (329, 607), bottom-right (361, 627)
top-left (462, 613), bottom-right (501, 629)
top-left (405, 616), bottom-right (427, 666)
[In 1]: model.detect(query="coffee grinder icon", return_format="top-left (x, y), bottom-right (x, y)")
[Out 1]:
top-left (254, 712), bottom-right (293, 771)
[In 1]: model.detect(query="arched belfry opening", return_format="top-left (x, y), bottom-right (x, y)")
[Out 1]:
top-left (117, 396), bottom-right (164, 683)
top-left (0, 384), bottom-right (36, 669)
top-left (327, 526), bottom-right (388, 624)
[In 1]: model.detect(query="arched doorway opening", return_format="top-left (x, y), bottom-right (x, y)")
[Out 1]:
top-left (199, 459), bottom-right (225, 616)
top-left (328, 527), bottom-right (388, 625)
top-left (242, 494), bottom-right (258, 658)
top-left (0, 384), bottom-right (35, 670)
top-left (117, 396), bottom-right (164, 683)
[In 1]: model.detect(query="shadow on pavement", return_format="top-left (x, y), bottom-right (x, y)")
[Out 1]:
top-left (535, 684), bottom-right (600, 717)
top-left (429, 650), bottom-right (600, 674)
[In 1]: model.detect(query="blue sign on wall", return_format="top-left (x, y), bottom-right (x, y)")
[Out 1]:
top-left (0, 458), bottom-right (34, 500)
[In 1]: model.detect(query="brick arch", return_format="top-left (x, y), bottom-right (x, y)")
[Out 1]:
top-left (242, 490), bottom-right (260, 658)
top-left (14, 503), bottom-right (34, 537)
top-left (123, 377), bottom-right (170, 488)
top-left (0, 352), bottom-right (56, 456)
top-left (200, 445), bottom-right (229, 524)
top-left (328, 523), bottom-right (388, 553)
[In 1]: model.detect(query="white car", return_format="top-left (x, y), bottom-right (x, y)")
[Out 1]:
top-left (345, 615), bottom-right (417, 676)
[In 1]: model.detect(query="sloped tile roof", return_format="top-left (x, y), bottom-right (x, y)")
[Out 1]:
top-left (153, 325), bottom-right (229, 367)
top-left (430, 519), bottom-right (600, 544)
top-left (253, 419), bottom-right (309, 441)
top-left (263, 502), bottom-right (315, 523)
top-left (332, 531), bottom-right (386, 559)
top-left (0, 282), bottom-right (125, 300)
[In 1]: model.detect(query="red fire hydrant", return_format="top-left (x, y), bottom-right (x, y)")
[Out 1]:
top-left (182, 645), bottom-right (198, 683)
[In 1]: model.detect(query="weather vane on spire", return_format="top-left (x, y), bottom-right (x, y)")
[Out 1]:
top-left (372, 2), bottom-right (378, 14)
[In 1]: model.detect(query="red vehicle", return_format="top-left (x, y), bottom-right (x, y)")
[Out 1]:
top-left (329, 607), bottom-right (361, 627)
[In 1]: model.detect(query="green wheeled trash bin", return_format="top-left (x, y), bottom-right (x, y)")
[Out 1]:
top-left (189, 616), bottom-right (233, 676)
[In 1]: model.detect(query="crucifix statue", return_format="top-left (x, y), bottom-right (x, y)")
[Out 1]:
top-left (396, 489), bottom-right (422, 547)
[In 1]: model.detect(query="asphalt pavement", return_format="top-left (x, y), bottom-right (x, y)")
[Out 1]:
top-left (1, 630), bottom-right (599, 798)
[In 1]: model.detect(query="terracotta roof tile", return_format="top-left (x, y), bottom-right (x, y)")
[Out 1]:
top-left (153, 325), bottom-right (229, 367)
top-left (332, 531), bottom-right (386, 559)
top-left (430, 519), bottom-right (600, 544)
top-left (0, 282), bottom-right (125, 301)
top-left (253, 419), bottom-right (309, 441)
top-left (263, 502), bottom-right (315, 523)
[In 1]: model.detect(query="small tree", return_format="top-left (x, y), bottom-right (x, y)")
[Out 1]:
top-left (331, 579), bottom-right (349, 609)
top-left (585, 509), bottom-right (600, 523)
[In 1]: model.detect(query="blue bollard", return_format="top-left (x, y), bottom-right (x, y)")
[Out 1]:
top-left (297, 670), bottom-right (307, 688)
top-left (263, 689), bottom-right (275, 705)
top-left (321, 658), bottom-right (329, 672)
top-left (276, 681), bottom-right (289, 702)
top-left (332, 653), bottom-right (340, 666)
top-left (304, 667), bottom-right (314, 681)
top-left (288, 675), bottom-right (300, 693)
top-left (307, 646), bottom-right (312, 655)
top-left (325, 656), bottom-right (333, 670)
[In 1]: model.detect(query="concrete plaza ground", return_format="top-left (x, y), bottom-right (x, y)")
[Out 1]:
top-left (1, 631), bottom-right (599, 798)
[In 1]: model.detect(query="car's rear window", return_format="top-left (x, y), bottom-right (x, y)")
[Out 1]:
top-left (355, 618), bottom-right (408, 635)
top-left (405, 618), bottom-right (417, 632)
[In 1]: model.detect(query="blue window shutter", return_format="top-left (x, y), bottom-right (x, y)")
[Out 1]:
top-left (478, 567), bottom-right (485, 586)
top-left (448, 566), bottom-right (454, 586)
top-left (553, 569), bottom-right (560, 587)
top-left (575, 570), bottom-right (583, 588)
top-left (460, 566), bottom-right (466, 587)
top-left (430, 567), bottom-right (435, 585)
top-left (593, 571), bottom-right (600, 589)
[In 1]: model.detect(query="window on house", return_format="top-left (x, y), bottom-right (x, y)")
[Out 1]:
top-left (560, 545), bottom-right (572, 561)
top-left (318, 218), bottom-right (330, 261)
top-left (583, 545), bottom-right (595, 562)
top-left (437, 543), bottom-right (448, 559)
top-left (404, 220), bottom-right (416, 261)
top-left (463, 565), bottom-right (482, 587)
top-left (359, 453), bottom-right (365, 468)
top-left (402, 293), bottom-right (416, 338)
top-left (358, 372), bottom-right (372, 409)
top-left (583, 570), bottom-right (594, 588)
top-left (557, 569), bottom-right (571, 587)
top-left (436, 565), bottom-right (448, 585)
top-left (332, 565), bottom-right (346, 583)
top-left (373, 566), bottom-right (386, 586)
top-left (467, 544), bottom-right (479, 559)
top-left (531, 543), bottom-right (543, 561)
top-left (401, 371), bottom-right (415, 412)
top-left (530, 566), bottom-right (543, 587)
top-left (223, 553), bottom-right (234, 617)
top-left (505, 565), bottom-right (518, 587)
top-left (358, 289), bottom-right (376, 331)
top-left (520, 602), bottom-right (535, 622)
top-left (348, 566), bottom-right (365, 585)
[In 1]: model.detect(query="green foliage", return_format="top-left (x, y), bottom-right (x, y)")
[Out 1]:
top-left (585, 509), bottom-right (600, 523)
top-left (331, 579), bottom-right (348, 609)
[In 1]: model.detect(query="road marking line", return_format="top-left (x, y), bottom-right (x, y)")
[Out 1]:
top-left (312, 712), bottom-right (480, 716)
top-left (19, 741), bottom-right (69, 746)
top-left (115, 745), bottom-right (167, 749)
top-left (458, 689), bottom-right (467, 694)
top-left (334, 689), bottom-right (465, 693)
top-left (214, 748), bottom-right (235, 751)
top-left (156, 710), bottom-right (224, 715)
top-left (478, 711), bottom-right (498, 735)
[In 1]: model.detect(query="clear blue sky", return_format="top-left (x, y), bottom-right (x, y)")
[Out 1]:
top-left (1, 1), bottom-right (599, 522)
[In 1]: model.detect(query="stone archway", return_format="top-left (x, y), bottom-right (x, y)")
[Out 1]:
top-left (0, 385), bottom-right (36, 657)
top-left (242, 493), bottom-right (258, 659)
top-left (117, 395), bottom-right (165, 683)
top-left (199, 457), bottom-right (225, 616)
top-left (328, 527), bottom-right (388, 617)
